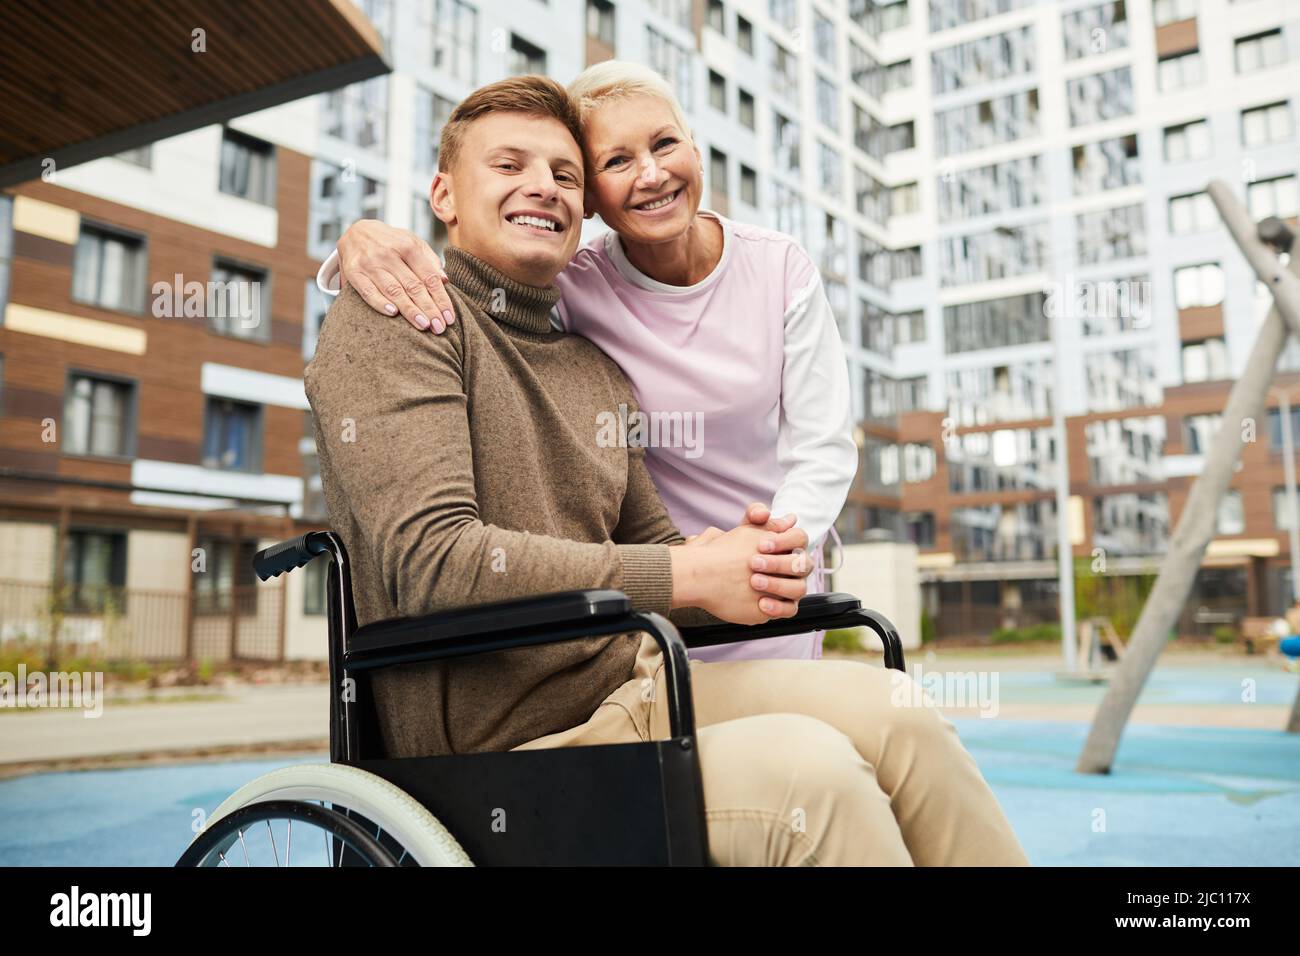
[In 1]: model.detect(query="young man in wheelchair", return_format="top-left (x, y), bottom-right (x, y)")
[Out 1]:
top-left (304, 76), bottom-right (1029, 866)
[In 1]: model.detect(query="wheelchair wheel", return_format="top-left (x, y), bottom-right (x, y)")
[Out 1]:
top-left (182, 763), bottom-right (473, 867)
top-left (177, 800), bottom-right (399, 867)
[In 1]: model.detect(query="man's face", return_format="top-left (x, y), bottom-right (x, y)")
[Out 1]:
top-left (432, 112), bottom-right (584, 286)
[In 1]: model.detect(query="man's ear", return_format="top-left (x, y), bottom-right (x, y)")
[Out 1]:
top-left (583, 180), bottom-right (597, 220)
top-left (431, 171), bottom-right (457, 226)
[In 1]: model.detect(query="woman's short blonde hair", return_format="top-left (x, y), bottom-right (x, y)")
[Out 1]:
top-left (567, 60), bottom-right (693, 143)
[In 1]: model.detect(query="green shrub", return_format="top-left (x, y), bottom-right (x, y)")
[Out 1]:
top-left (822, 628), bottom-right (863, 652)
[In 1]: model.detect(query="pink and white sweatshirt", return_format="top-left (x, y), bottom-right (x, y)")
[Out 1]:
top-left (318, 212), bottom-right (857, 660)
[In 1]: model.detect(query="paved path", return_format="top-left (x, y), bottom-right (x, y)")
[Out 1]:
top-left (0, 685), bottom-right (328, 770)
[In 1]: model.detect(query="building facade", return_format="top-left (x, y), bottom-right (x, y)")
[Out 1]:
top-left (1, 0), bottom-right (1297, 660)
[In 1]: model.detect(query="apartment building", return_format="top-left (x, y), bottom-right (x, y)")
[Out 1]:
top-left (2, 0), bottom-right (1296, 660)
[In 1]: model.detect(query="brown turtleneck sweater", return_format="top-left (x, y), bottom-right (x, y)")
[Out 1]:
top-left (305, 247), bottom-right (689, 756)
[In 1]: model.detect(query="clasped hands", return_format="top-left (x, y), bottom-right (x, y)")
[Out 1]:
top-left (670, 502), bottom-right (813, 626)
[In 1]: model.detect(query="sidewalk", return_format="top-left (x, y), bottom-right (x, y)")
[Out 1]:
top-left (0, 684), bottom-right (328, 776)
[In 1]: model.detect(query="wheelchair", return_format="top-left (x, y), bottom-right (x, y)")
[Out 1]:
top-left (176, 531), bottom-right (907, 867)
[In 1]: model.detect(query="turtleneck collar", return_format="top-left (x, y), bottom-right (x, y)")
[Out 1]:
top-left (442, 247), bottom-right (561, 336)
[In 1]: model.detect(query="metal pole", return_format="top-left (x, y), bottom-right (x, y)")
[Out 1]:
top-left (1278, 388), bottom-right (1300, 605)
top-left (1078, 181), bottom-right (1300, 771)
top-left (1052, 329), bottom-right (1077, 672)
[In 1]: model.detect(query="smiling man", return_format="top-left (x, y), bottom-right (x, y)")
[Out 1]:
top-left (305, 75), bottom-right (1029, 866)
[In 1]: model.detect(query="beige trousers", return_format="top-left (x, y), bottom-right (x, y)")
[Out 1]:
top-left (516, 635), bottom-right (1030, 866)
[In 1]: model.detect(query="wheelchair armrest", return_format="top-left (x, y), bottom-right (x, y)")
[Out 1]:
top-left (679, 593), bottom-right (907, 671)
top-left (346, 589), bottom-right (633, 670)
top-left (344, 589), bottom-right (699, 740)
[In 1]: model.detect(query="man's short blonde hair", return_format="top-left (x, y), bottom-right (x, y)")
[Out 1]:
top-left (438, 74), bottom-right (583, 174)
top-left (567, 60), bottom-right (693, 144)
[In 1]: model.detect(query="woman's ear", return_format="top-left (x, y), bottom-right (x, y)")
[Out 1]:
top-left (431, 172), bottom-right (456, 225)
top-left (583, 181), bottom-right (597, 220)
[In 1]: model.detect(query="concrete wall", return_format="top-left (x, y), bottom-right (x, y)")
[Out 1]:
top-left (832, 541), bottom-right (922, 651)
top-left (0, 520), bottom-right (55, 582)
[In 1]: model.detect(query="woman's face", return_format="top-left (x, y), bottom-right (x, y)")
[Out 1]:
top-left (582, 93), bottom-right (702, 245)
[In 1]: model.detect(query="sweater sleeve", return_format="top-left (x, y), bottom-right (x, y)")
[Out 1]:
top-left (768, 253), bottom-right (859, 548)
top-left (304, 287), bottom-right (675, 619)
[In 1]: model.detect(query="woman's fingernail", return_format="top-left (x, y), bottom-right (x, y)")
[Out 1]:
top-left (761, 540), bottom-right (774, 553)
top-left (414, 313), bottom-right (430, 329)
top-left (760, 599), bottom-right (773, 613)
top-left (431, 316), bottom-right (445, 333)
top-left (751, 556), bottom-right (767, 571)
top-left (443, 309), bottom-right (455, 325)
top-left (384, 303), bottom-right (398, 315)
top-left (752, 574), bottom-right (769, 589)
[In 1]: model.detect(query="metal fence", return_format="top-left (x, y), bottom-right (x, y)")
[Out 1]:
top-left (0, 579), bottom-right (285, 663)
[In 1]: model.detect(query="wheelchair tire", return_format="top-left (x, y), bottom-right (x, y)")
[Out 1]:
top-left (194, 763), bottom-right (473, 867)
top-left (177, 800), bottom-right (399, 867)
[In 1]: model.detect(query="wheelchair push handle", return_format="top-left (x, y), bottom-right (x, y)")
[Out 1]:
top-left (253, 532), bottom-right (330, 580)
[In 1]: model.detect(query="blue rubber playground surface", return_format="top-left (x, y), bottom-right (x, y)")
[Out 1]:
top-left (2, 716), bottom-right (1297, 866)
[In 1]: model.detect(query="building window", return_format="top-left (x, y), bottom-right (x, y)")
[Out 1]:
top-left (1183, 413), bottom-right (1221, 455)
top-left (708, 70), bottom-right (727, 112)
top-left (1067, 68), bottom-right (1132, 126)
top-left (903, 443), bottom-right (936, 483)
top-left (587, 0), bottom-right (615, 45)
top-left (1168, 191), bottom-right (1216, 234)
top-left (1072, 134), bottom-right (1140, 193)
top-left (114, 145), bottom-right (152, 168)
top-left (1157, 49), bottom-right (1203, 92)
top-left (709, 148), bottom-right (728, 202)
top-left (646, 26), bottom-right (693, 109)
top-left (935, 88), bottom-right (1039, 156)
top-left (208, 259), bottom-right (270, 341)
top-left (508, 34), bottom-right (546, 75)
top-left (194, 536), bottom-right (259, 616)
top-left (64, 373), bottom-right (135, 458)
top-left (1269, 406), bottom-right (1300, 450)
top-left (942, 293), bottom-right (1050, 354)
top-left (932, 25), bottom-right (1036, 95)
top-left (0, 195), bottom-right (11, 315)
top-left (771, 39), bottom-right (799, 102)
top-left (904, 512), bottom-right (936, 548)
top-left (1063, 1), bottom-right (1129, 60)
top-left (1242, 101), bottom-right (1294, 147)
top-left (819, 142), bottom-right (842, 198)
top-left (1273, 487), bottom-right (1299, 532)
top-left (63, 530), bottom-right (127, 614)
top-left (1163, 119), bottom-right (1210, 162)
top-left (891, 182), bottom-right (920, 216)
top-left (816, 76), bottom-right (839, 131)
top-left (1216, 490), bottom-right (1245, 535)
top-left (321, 77), bottom-right (388, 153)
top-left (803, 9), bottom-right (831, 60)
top-left (1181, 338), bottom-right (1228, 383)
top-left (414, 88), bottom-right (456, 175)
top-left (738, 88), bottom-right (755, 129)
top-left (303, 553), bottom-right (329, 615)
top-left (203, 398), bottom-right (262, 473)
top-left (431, 0), bottom-right (477, 82)
top-left (1248, 175), bottom-right (1298, 221)
top-left (940, 221), bottom-right (1049, 284)
top-left (1174, 262), bottom-right (1223, 309)
top-left (773, 110), bottom-right (800, 173)
top-left (72, 223), bottom-right (147, 312)
top-left (890, 121), bottom-right (915, 152)
top-left (1154, 0), bottom-right (1197, 26)
top-left (736, 14), bottom-right (754, 55)
top-left (740, 165), bottom-right (758, 207)
top-left (886, 59), bottom-right (913, 91)
top-left (769, 0), bottom-right (796, 30)
top-left (219, 128), bottom-right (276, 204)
top-left (1235, 29), bottom-right (1285, 74)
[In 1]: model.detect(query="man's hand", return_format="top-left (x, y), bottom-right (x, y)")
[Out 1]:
top-left (336, 220), bottom-right (457, 333)
top-left (671, 521), bottom-right (811, 625)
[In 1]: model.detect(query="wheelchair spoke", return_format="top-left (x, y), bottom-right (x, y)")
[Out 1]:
top-left (238, 828), bottom-right (250, 867)
top-left (286, 820), bottom-right (293, 868)
top-left (267, 820), bottom-right (280, 867)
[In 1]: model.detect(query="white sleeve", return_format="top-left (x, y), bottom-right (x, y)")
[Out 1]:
top-left (317, 249), bottom-right (342, 296)
top-left (768, 271), bottom-right (858, 548)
